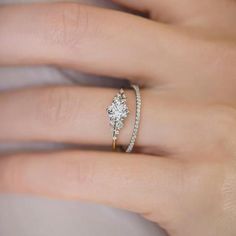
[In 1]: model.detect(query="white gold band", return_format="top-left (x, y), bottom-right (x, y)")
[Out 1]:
top-left (126, 85), bottom-right (141, 153)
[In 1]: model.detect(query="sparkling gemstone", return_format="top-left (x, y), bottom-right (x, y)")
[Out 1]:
top-left (107, 89), bottom-right (129, 139)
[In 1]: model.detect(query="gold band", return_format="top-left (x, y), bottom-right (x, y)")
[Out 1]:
top-left (112, 139), bottom-right (116, 151)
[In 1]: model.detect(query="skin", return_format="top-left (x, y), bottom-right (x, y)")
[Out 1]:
top-left (0, 1), bottom-right (236, 235)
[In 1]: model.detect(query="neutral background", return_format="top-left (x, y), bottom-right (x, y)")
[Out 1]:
top-left (0, 0), bottom-right (165, 235)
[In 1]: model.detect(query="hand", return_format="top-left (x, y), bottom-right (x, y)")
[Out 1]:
top-left (0, 1), bottom-right (236, 236)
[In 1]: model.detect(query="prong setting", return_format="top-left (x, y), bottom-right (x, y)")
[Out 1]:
top-left (107, 89), bottom-right (129, 141)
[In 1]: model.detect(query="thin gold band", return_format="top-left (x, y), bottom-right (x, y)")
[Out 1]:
top-left (112, 139), bottom-right (116, 151)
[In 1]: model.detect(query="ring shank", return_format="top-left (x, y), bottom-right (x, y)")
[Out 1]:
top-left (112, 139), bottom-right (116, 151)
top-left (125, 85), bottom-right (141, 153)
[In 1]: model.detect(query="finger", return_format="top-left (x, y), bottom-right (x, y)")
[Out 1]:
top-left (0, 86), bottom-right (226, 157)
top-left (1, 3), bottom-right (231, 86)
top-left (0, 3), bottom-right (171, 84)
top-left (0, 86), bottom-right (139, 147)
top-left (0, 150), bottom-right (186, 217)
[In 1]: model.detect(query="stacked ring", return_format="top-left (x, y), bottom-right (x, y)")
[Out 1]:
top-left (106, 85), bottom-right (141, 153)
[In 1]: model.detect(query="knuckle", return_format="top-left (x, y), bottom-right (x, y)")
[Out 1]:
top-left (186, 163), bottom-right (236, 231)
top-left (1, 156), bottom-right (24, 192)
top-left (189, 164), bottom-right (224, 215)
top-left (61, 155), bottom-right (95, 195)
top-left (150, 162), bottom-right (189, 226)
top-left (44, 3), bottom-right (90, 47)
top-left (207, 106), bottom-right (236, 144)
top-left (37, 87), bottom-right (80, 126)
top-left (222, 161), bottom-right (236, 223)
top-left (210, 40), bottom-right (236, 72)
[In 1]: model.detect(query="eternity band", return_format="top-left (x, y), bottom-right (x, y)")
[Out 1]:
top-left (106, 85), bottom-right (141, 152)
top-left (126, 85), bottom-right (141, 152)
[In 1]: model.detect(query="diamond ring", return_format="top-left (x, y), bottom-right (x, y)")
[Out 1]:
top-left (106, 85), bottom-right (141, 152)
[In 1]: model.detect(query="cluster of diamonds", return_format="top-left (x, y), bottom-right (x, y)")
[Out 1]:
top-left (107, 89), bottom-right (129, 141)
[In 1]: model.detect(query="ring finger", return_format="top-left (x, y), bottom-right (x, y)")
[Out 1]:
top-left (0, 86), bottom-right (231, 159)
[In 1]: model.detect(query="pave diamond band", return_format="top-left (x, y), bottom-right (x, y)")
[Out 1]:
top-left (106, 85), bottom-right (141, 152)
top-left (126, 85), bottom-right (141, 153)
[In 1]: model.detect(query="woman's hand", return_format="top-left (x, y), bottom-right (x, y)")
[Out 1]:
top-left (0, 1), bottom-right (236, 235)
